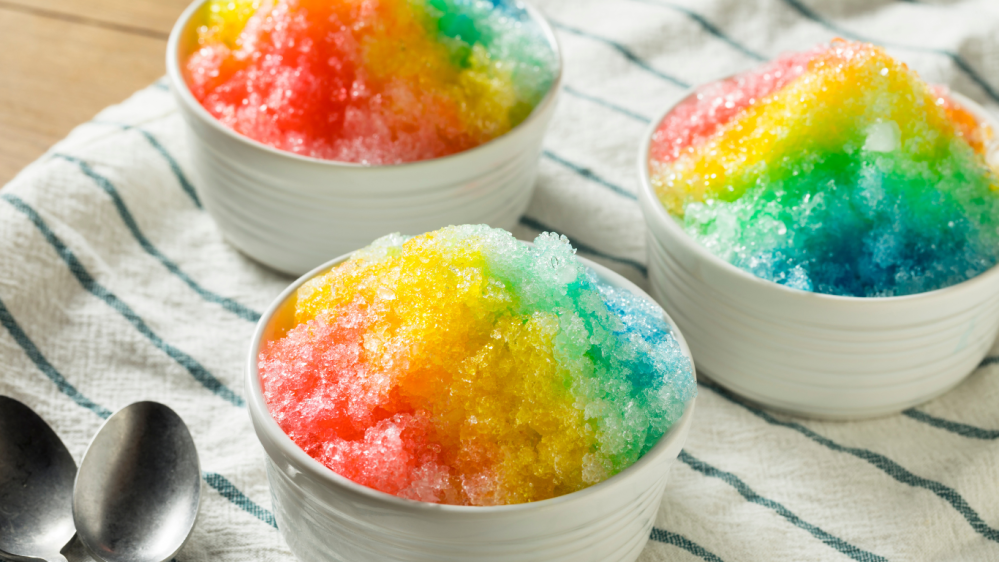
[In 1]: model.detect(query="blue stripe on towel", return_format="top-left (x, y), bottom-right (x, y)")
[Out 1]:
top-left (562, 86), bottom-right (653, 124)
top-left (700, 380), bottom-right (999, 544)
top-left (53, 154), bottom-right (260, 323)
top-left (548, 19), bottom-right (691, 88)
top-left (518, 216), bottom-right (649, 277)
top-left (1, 193), bottom-right (245, 408)
top-left (204, 472), bottom-right (279, 528)
top-left (979, 356), bottom-right (999, 367)
top-left (541, 150), bottom-right (637, 201)
top-left (649, 527), bottom-right (725, 562)
top-left (624, 0), bottom-right (767, 62)
top-left (680, 450), bottom-right (888, 562)
top-left (90, 121), bottom-right (202, 209)
top-left (0, 295), bottom-right (113, 419)
top-left (135, 129), bottom-right (202, 209)
top-left (779, 0), bottom-right (999, 104)
top-left (902, 409), bottom-right (999, 440)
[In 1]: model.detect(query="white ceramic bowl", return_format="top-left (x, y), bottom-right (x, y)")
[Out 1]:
top-left (166, 0), bottom-right (562, 276)
top-left (638, 90), bottom-right (999, 420)
top-left (246, 251), bottom-right (696, 562)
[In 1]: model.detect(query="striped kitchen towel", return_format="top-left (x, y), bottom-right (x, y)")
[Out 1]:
top-left (2, 0), bottom-right (998, 560)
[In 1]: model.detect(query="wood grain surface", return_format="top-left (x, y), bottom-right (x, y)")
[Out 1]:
top-left (0, 0), bottom-right (191, 186)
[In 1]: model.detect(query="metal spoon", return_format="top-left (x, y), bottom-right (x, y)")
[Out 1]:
top-left (73, 401), bottom-right (201, 562)
top-left (0, 395), bottom-right (77, 562)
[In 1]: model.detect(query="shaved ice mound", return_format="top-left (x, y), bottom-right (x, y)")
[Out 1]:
top-left (649, 39), bottom-right (999, 297)
top-left (258, 226), bottom-right (695, 506)
top-left (184, 0), bottom-right (557, 164)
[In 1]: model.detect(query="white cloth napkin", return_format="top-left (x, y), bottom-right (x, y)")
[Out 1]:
top-left (3, 0), bottom-right (999, 560)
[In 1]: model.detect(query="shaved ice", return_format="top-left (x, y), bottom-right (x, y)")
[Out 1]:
top-left (259, 226), bottom-right (695, 505)
top-left (649, 39), bottom-right (999, 297)
top-left (184, 0), bottom-right (557, 164)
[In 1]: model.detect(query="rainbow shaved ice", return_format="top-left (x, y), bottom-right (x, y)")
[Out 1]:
top-left (649, 39), bottom-right (999, 297)
top-left (258, 226), bottom-right (695, 506)
top-left (185, 0), bottom-right (557, 164)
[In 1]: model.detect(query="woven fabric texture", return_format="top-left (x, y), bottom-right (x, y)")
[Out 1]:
top-left (2, 1), bottom-right (999, 560)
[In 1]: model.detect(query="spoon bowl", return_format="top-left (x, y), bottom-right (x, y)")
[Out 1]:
top-left (73, 401), bottom-right (201, 562)
top-left (0, 396), bottom-right (77, 562)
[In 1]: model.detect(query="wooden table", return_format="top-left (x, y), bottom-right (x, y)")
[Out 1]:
top-left (0, 0), bottom-right (191, 186)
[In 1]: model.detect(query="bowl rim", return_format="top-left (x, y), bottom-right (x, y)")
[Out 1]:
top-left (636, 84), bottom-right (999, 304)
top-left (165, 0), bottom-right (564, 169)
top-left (245, 241), bottom-right (697, 514)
